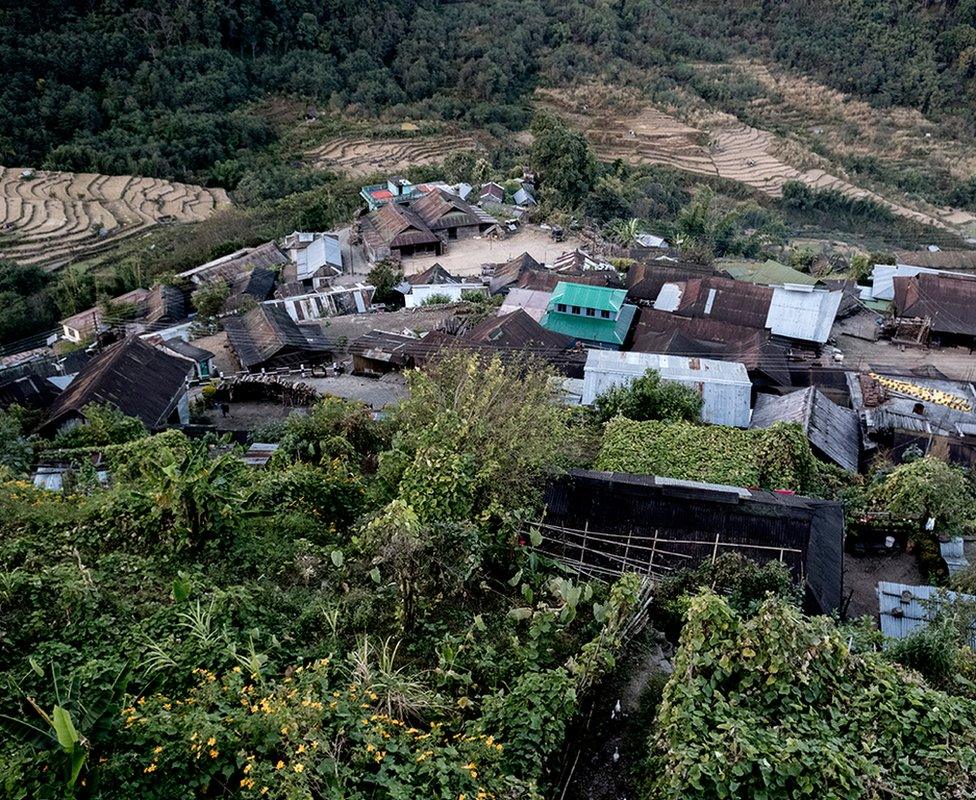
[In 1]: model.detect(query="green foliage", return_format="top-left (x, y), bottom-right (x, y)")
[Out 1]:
top-left (868, 456), bottom-right (976, 535)
top-left (367, 261), bottom-right (405, 307)
top-left (267, 397), bottom-right (384, 469)
top-left (50, 403), bottom-right (148, 450)
top-left (531, 113), bottom-right (597, 208)
top-left (191, 281), bottom-right (230, 319)
top-left (386, 352), bottom-right (572, 522)
top-left (593, 369), bottom-right (703, 425)
top-left (781, 181), bottom-right (893, 223)
top-left (0, 262), bottom-right (58, 346)
top-left (650, 592), bottom-right (976, 799)
top-left (596, 418), bottom-right (825, 494)
top-left (420, 293), bottom-right (452, 306)
top-left (0, 408), bottom-right (34, 475)
top-left (675, 188), bottom-right (786, 260)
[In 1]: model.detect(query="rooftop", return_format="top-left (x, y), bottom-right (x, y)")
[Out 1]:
top-left (549, 281), bottom-right (627, 314)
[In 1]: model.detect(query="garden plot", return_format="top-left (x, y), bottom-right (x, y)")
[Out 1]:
top-left (307, 134), bottom-right (481, 177)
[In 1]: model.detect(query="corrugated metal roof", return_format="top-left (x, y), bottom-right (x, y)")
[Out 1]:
top-left (499, 288), bottom-right (552, 322)
top-left (542, 303), bottom-right (636, 346)
top-left (765, 286), bottom-right (843, 343)
top-left (582, 349), bottom-right (751, 427)
top-left (549, 281), bottom-right (626, 313)
top-left (722, 259), bottom-right (819, 287)
top-left (751, 388), bottom-right (860, 472)
top-left (893, 272), bottom-right (976, 337)
top-left (243, 442), bottom-right (279, 468)
top-left (877, 581), bottom-right (976, 646)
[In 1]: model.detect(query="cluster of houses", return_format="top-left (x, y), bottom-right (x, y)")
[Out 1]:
top-left (3, 172), bottom-right (976, 629)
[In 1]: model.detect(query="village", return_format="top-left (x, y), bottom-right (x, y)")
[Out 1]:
top-left (3, 170), bottom-right (976, 629)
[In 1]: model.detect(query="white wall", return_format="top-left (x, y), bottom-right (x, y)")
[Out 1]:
top-left (404, 283), bottom-right (485, 309)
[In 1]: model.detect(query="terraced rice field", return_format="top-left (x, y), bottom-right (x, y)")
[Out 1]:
top-left (0, 168), bottom-right (231, 269)
top-left (307, 134), bottom-right (481, 177)
top-left (537, 87), bottom-right (976, 236)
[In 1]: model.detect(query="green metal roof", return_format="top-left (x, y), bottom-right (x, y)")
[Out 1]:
top-left (549, 281), bottom-right (626, 314)
top-left (541, 304), bottom-right (637, 347)
top-left (722, 259), bottom-right (818, 287)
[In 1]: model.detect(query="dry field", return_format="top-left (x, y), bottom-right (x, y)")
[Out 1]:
top-left (536, 86), bottom-right (976, 236)
top-left (0, 167), bottom-right (230, 269)
top-left (307, 134), bottom-right (482, 177)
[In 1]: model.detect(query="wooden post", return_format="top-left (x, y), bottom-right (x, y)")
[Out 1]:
top-left (711, 533), bottom-right (721, 564)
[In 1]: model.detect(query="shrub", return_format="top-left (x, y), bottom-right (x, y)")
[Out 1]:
top-left (592, 369), bottom-right (703, 424)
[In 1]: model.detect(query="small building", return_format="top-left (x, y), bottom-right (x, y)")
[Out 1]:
top-left (349, 331), bottom-right (420, 376)
top-left (513, 186), bottom-right (536, 207)
top-left (721, 259), bottom-right (819, 287)
top-left (360, 203), bottom-right (443, 262)
top-left (877, 582), bottom-right (976, 647)
top-left (223, 305), bottom-right (334, 372)
top-left (847, 368), bottom-right (976, 465)
top-left (411, 189), bottom-right (497, 242)
top-left (892, 272), bottom-right (976, 347)
top-left (537, 469), bottom-right (845, 614)
top-left (396, 264), bottom-right (484, 308)
top-left (498, 287), bottom-right (552, 322)
top-left (479, 182), bottom-right (505, 204)
top-left (38, 337), bottom-right (193, 435)
top-left (582, 350), bottom-right (751, 427)
top-left (60, 288), bottom-right (150, 343)
top-left (540, 281), bottom-right (637, 349)
top-left (750, 387), bottom-right (860, 472)
top-left (283, 231), bottom-right (343, 285)
top-left (360, 176), bottom-right (419, 210)
top-left (267, 284), bottom-right (374, 322)
top-left (226, 267), bottom-right (278, 311)
top-left (460, 309), bottom-right (584, 377)
top-left (243, 442), bottom-right (280, 468)
top-left (158, 339), bottom-right (216, 380)
top-left (625, 260), bottom-right (720, 303)
top-left (177, 241), bottom-right (289, 286)
top-left (488, 252), bottom-right (544, 295)
top-left (144, 284), bottom-right (187, 325)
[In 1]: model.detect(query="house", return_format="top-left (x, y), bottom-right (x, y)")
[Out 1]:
top-left (540, 281), bottom-right (637, 349)
top-left (360, 203), bottom-right (443, 262)
top-left (891, 249), bottom-right (976, 271)
top-left (479, 182), bottom-right (505, 204)
top-left (625, 260), bottom-right (722, 303)
top-left (499, 287), bottom-right (552, 322)
top-left (847, 368), bottom-right (976, 465)
top-left (144, 284), bottom-right (187, 325)
top-left (396, 264), bottom-right (485, 308)
top-left (651, 275), bottom-right (842, 345)
top-left (750, 387), bottom-right (860, 472)
top-left (536, 469), bottom-right (845, 614)
top-left (226, 267), bottom-right (278, 311)
top-left (460, 309), bottom-right (584, 376)
top-left (177, 241), bottom-right (288, 285)
top-left (0, 374), bottom-right (62, 412)
top-left (892, 272), bottom-right (976, 347)
top-left (360, 176), bottom-right (420, 210)
top-left (513, 185), bottom-right (536, 207)
top-left (267, 283), bottom-right (374, 322)
top-left (223, 305), bottom-right (334, 371)
top-left (411, 189), bottom-right (497, 242)
top-left (38, 337), bottom-right (193, 435)
top-left (349, 331), bottom-right (420, 375)
top-left (582, 350), bottom-right (751, 427)
top-left (60, 288), bottom-right (151, 343)
top-left (283, 231), bottom-right (343, 285)
top-left (158, 339), bottom-right (216, 380)
top-left (877, 582), bottom-right (976, 647)
top-left (630, 308), bottom-right (793, 391)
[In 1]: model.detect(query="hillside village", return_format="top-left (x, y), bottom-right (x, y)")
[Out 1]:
top-left (6, 112), bottom-right (976, 800)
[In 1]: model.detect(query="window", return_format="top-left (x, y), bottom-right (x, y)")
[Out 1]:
top-left (572, 306), bottom-right (581, 315)
top-left (601, 309), bottom-right (611, 319)
top-left (557, 303), bottom-right (567, 313)
top-left (586, 307), bottom-right (595, 317)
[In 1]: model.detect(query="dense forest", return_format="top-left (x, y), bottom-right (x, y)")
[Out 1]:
top-left (4, 0), bottom-right (976, 185)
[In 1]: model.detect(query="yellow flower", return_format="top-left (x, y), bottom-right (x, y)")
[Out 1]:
top-left (243, 763), bottom-right (253, 774)
top-left (280, 726), bottom-right (289, 735)
top-left (153, 746), bottom-right (163, 754)
top-left (260, 788), bottom-right (269, 796)
top-left (240, 777), bottom-right (255, 789)
top-left (293, 763), bottom-right (304, 773)
top-left (373, 750), bottom-right (386, 763)
top-left (207, 737), bottom-right (216, 746)
top-left (144, 763), bottom-right (157, 774)
top-left (275, 760), bottom-right (285, 770)
top-left (297, 744), bottom-right (306, 754)
top-left (209, 749), bottom-right (219, 759)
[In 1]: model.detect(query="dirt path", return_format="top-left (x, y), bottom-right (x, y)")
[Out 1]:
top-left (0, 167), bottom-right (230, 269)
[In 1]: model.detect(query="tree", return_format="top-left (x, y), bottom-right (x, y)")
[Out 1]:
top-left (0, 409), bottom-right (34, 474)
top-left (593, 369), bottom-right (703, 424)
top-left (367, 260), bottom-right (404, 307)
top-left (869, 456), bottom-right (976, 534)
top-left (191, 280), bottom-right (230, 319)
top-left (530, 114), bottom-right (596, 208)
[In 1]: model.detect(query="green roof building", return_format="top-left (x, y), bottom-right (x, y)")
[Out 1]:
top-left (541, 281), bottom-right (636, 348)
top-left (722, 259), bottom-right (819, 287)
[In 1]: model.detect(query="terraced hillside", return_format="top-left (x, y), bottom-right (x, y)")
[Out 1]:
top-left (537, 87), bottom-right (976, 236)
top-left (0, 168), bottom-right (231, 269)
top-left (307, 134), bottom-right (481, 177)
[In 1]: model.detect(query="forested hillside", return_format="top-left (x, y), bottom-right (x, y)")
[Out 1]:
top-left (4, 0), bottom-right (976, 187)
